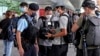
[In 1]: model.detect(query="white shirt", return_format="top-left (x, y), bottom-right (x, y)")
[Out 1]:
top-left (52, 13), bottom-right (68, 45)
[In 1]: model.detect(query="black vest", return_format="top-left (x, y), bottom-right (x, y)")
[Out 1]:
top-left (21, 15), bottom-right (38, 44)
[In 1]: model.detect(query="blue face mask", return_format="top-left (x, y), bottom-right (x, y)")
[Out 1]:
top-left (19, 7), bottom-right (25, 13)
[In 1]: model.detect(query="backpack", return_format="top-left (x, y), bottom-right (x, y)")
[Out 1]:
top-left (12, 17), bottom-right (20, 29)
top-left (0, 19), bottom-right (15, 41)
top-left (60, 14), bottom-right (74, 43)
top-left (85, 16), bottom-right (100, 46)
top-left (7, 19), bottom-right (15, 41)
top-left (21, 14), bottom-right (39, 44)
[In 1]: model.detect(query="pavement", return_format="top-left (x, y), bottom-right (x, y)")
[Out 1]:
top-left (0, 40), bottom-right (76, 56)
top-left (0, 40), bottom-right (19, 56)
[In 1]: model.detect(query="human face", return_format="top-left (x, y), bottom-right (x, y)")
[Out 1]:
top-left (83, 7), bottom-right (90, 15)
top-left (57, 7), bottom-right (62, 14)
top-left (19, 6), bottom-right (28, 13)
top-left (28, 9), bottom-right (37, 17)
top-left (45, 10), bottom-right (53, 19)
top-left (45, 10), bottom-right (53, 15)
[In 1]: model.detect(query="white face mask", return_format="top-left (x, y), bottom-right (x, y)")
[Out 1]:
top-left (46, 15), bottom-right (52, 19)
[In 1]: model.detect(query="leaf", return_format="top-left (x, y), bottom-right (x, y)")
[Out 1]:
top-left (0, 0), bottom-right (20, 14)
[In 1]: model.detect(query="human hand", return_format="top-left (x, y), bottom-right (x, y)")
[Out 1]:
top-left (45, 33), bottom-right (52, 38)
top-left (34, 44), bottom-right (39, 54)
top-left (19, 47), bottom-right (24, 56)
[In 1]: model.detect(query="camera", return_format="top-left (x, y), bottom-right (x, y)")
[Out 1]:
top-left (38, 16), bottom-right (60, 40)
top-left (39, 20), bottom-right (55, 40)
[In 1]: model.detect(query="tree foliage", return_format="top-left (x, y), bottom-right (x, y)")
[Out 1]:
top-left (0, 0), bottom-right (20, 13)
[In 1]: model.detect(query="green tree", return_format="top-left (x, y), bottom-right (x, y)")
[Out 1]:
top-left (0, 0), bottom-right (20, 14)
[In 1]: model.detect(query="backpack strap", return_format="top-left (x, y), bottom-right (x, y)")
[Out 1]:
top-left (21, 14), bottom-right (30, 24)
top-left (39, 16), bottom-right (47, 28)
top-left (39, 16), bottom-right (54, 28)
top-left (60, 14), bottom-right (73, 33)
top-left (81, 16), bottom-right (87, 28)
top-left (60, 14), bottom-right (72, 44)
top-left (21, 14), bottom-right (35, 27)
top-left (80, 16), bottom-right (88, 34)
top-left (50, 15), bottom-right (54, 21)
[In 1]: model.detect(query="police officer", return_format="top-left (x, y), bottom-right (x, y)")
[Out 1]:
top-left (46, 5), bottom-right (69, 56)
top-left (72, 0), bottom-right (100, 56)
top-left (16, 3), bottom-right (39, 56)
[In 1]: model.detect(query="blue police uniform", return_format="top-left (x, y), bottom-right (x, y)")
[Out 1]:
top-left (17, 14), bottom-right (36, 56)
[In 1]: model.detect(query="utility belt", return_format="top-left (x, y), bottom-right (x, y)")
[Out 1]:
top-left (21, 38), bottom-right (35, 45)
